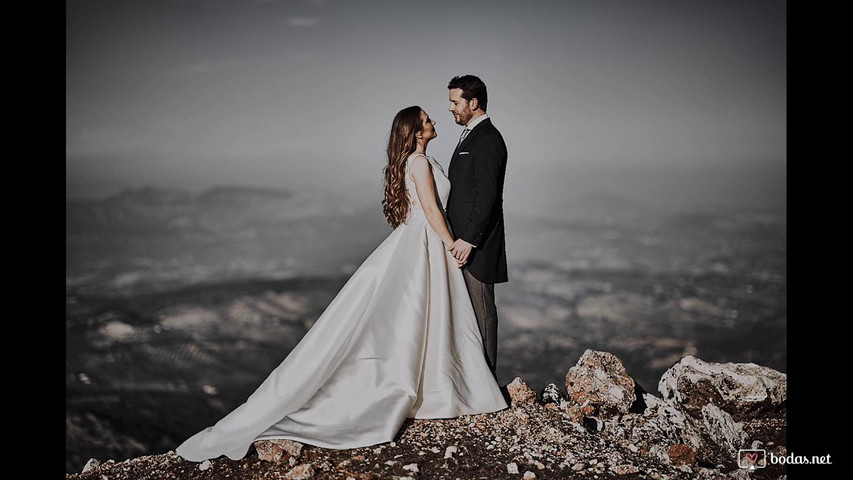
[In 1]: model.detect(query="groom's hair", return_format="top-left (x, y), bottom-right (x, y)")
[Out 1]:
top-left (448, 75), bottom-right (488, 112)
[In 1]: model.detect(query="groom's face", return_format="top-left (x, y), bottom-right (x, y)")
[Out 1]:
top-left (449, 88), bottom-right (474, 126)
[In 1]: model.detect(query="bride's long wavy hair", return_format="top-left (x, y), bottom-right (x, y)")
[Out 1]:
top-left (383, 106), bottom-right (424, 228)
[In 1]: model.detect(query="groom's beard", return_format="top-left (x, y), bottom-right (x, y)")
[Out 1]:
top-left (453, 110), bottom-right (473, 126)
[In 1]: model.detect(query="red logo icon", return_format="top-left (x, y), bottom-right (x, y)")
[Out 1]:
top-left (738, 449), bottom-right (766, 469)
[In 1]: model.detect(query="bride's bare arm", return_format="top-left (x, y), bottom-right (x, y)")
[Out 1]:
top-left (409, 155), bottom-right (455, 249)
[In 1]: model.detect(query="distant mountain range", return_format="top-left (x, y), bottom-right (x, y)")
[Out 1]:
top-left (66, 185), bottom-right (391, 294)
top-left (504, 160), bottom-right (786, 223)
top-left (66, 185), bottom-right (381, 235)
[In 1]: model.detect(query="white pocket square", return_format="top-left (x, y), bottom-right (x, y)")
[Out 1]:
top-left (459, 151), bottom-right (470, 155)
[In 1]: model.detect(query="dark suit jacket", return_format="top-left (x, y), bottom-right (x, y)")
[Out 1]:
top-left (446, 117), bottom-right (508, 284)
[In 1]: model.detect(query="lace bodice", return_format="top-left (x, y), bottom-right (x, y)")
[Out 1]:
top-left (403, 153), bottom-right (451, 222)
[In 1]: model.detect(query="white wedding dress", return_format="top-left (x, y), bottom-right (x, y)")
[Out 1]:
top-left (176, 153), bottom-right (508, 461)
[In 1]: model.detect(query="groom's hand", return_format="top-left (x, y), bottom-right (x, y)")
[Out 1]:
top-left (450, 239), bottom-right (474, 263)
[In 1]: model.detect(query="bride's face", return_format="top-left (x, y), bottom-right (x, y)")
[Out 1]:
top-left (418, 110), bottom-right (437, 142)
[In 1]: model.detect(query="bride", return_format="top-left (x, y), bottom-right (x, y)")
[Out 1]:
top-left (176, 105), bottom-right (508, 462)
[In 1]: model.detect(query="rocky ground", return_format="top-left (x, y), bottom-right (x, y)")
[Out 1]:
top-left (66, 351), bottom-right (786, 480)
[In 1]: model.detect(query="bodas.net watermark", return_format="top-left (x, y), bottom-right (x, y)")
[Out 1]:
top-left (738, 449), bottom-right (833, 470)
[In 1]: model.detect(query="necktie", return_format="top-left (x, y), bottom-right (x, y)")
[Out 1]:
top-left (458, 128), bottom-right (471, 146)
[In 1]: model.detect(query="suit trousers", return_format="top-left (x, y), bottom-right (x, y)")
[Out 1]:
top-left (462, 268), bottom-right (498, 381)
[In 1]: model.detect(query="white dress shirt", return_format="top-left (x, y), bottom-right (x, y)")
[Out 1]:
top-left (465, 113), bottom-right (489, 131)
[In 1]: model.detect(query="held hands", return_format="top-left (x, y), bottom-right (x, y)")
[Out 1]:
top-left (449, 238), bottom-right (474, 265)
top-left (444, 240), bottom-right (471, 269)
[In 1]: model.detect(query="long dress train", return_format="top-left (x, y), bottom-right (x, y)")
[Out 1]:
top-left (176, 153), bottom-right (508, 461)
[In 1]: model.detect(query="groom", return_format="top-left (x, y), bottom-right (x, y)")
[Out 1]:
top-left (446, 74), bottom-right (509, 382)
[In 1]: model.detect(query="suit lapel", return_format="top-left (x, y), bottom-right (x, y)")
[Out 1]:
top-left (449, 118), bottom-right (491, 177)
top-left (458, 118), bottom-right (489, 152)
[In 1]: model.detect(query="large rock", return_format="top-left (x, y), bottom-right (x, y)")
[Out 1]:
top-left (603, 354), bottom-right (787, 471)
top-left (608, 391), bottom-right (746, 470)
top-left (658, 355), bottom-right (787, 421)
top-left (506, 377), bottom-right (538, 405)
top-left (564, 350), bottom-right (636, 417)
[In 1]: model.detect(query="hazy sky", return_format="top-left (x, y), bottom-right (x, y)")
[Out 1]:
top-left (66, 0), bottom-right (786, 213)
